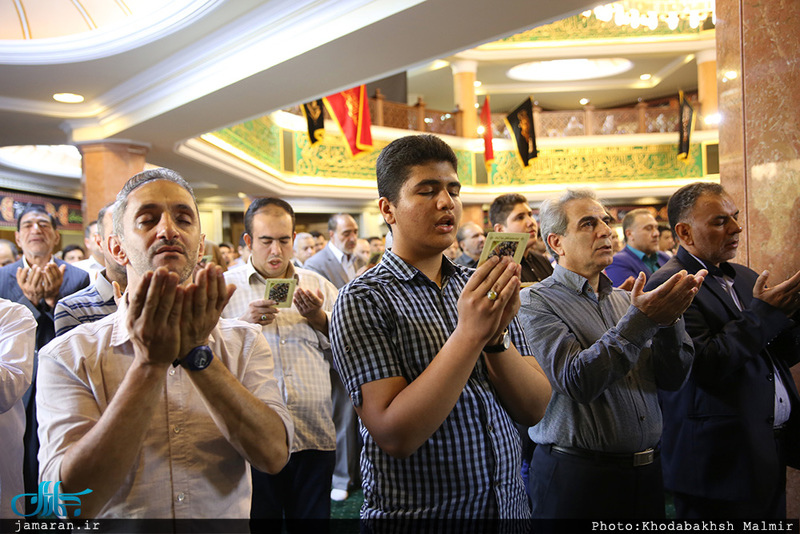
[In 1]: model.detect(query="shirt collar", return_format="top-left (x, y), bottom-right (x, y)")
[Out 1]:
top-left (22, 255), bottom-right (55, 268)
top-left (326, 241), bottom-right (348, 263)
top-left (626, 244), bottom-right (646, 260)
top-left (93, 270), bottom-right (116, 301)
top-left (552, 263), bottom-right (613, 297)
top-left (380, 249), bottom-right (459, 284)
top-left (685, 250), bottom-right (736, 279)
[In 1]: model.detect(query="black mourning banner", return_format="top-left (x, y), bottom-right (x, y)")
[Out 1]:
top-left (302, 99), bottom-right (325, 145)
top-left (504, 97), bottom-right (538, 166)
top-left (677, 90), bottom-right (694, 160)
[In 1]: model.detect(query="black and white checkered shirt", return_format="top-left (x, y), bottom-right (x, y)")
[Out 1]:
top-left (330, 250), bottom-right (531, 531)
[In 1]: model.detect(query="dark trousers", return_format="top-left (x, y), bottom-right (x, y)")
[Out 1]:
top-left (331, 369), bottom-right (361, 492)
top-left (674, 431), bottom-right (787, 519)
top-left (250, 449), bottom-right (336, 533)
top-left (528, 444), bottom-right (665, 519)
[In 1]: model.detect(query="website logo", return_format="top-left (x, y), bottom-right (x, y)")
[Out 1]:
top-left (12, 481), bottom-right (93, 517)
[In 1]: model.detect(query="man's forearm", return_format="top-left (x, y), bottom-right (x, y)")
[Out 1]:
top-left (485, 350), bottom-right (551, 425)
top-left (186, 357), bottom-right (290, 474)
top-left (59, 360), bottom-right (167, 518)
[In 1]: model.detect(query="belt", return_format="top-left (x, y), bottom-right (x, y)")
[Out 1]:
top-left (549, 445), bottom-right (658, 467)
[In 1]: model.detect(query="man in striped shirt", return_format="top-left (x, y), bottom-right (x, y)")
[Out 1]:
top-left (55, 203), bottom-right (128, 336)
top-left (330, 134), bottom-right (552, 532)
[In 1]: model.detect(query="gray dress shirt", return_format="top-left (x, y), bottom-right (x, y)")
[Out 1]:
top-left (518, 264), bottom-right (693, 453)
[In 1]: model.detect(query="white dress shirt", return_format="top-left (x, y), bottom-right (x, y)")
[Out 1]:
top-left (0, 298), bottom-right (36, 518)
top-left (36, 299), bottom-right (293, 519)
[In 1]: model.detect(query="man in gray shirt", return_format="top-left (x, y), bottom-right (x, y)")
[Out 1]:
top-left (518, 189), bottom-right (706, 519)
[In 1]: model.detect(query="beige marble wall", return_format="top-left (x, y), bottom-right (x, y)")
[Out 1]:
top-left (717, 0), bottom-right (800, 516)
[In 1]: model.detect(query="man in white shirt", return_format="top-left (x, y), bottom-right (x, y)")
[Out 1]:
top-left (223, 197), bottom-right (338, 528)
top-left (36, 168), bottom-right (293, 521)
top-left (0, 297), bottom-right (36, 518)
top-left (72, 219), bottom-right (105, 282)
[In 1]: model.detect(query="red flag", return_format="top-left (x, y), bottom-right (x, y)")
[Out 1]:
top-left (323, 85), bottom-right (373, 158)
top-left (480, 96), bottom-right (494, 173)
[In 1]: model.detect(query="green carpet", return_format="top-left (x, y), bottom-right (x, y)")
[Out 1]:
top-left (330, 488), bottom-right (363, 519)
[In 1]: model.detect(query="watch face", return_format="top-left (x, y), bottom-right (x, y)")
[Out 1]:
top-left (186, 346), bottom-right (213, 370)
top-left (194, 352), bottom-right (209, 368)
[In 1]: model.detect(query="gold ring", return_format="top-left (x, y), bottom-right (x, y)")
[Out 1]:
top-left (261, 314), bottom-right (268, 321)
top-left (486, 290), bottom-right (498, 301)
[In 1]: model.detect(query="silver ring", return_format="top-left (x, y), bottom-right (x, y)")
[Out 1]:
top-left (486, 290), bottom-right (498, 301)
top-left (261, 314), bottom-right (268, 321)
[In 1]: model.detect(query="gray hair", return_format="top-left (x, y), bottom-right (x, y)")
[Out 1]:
top-left (539, 188), bottom-right (599, 257)
top-left (113, 168), bottom-right (197, 238)
top-left (293, 232), bottom-right (313, 250)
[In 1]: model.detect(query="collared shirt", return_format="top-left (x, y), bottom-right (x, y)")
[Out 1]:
top-left (330, 250), bottom-right (532, 526)
top-left (54, 270), bottom-right (117, 336)
top-left (687, 252), bottom-right (790, 427)
top-left (453, 253), bottom-right (478, 269)
top-left (72, 256), bottom-right (104, 282)
top-left (222, 259), bottom-right (337, 452)
top-left (520, 252), bottom-right (553, 284)
top-left (519, 264), bottom-right (693, 452)
top-left (37, 299), bottom-right (293, 519)
top-left (0, 298), bottom-right (36, 518)
top-left (626, 244), bottom-right (659, 273)
top-left (326, 242), bottom-right (357, 281)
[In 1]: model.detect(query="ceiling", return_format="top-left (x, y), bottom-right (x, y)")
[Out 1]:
top-left (0, 0), bottom-right (714, 210)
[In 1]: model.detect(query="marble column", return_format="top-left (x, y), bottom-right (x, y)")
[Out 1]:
top-left (717, 0), bottom-right (800, 516)
top-left (451, 60), bottom-right (478, 138)
top-left (77, 141), bottom-right (149, 225)
top-left (695, 48), bottom-right (718, 127)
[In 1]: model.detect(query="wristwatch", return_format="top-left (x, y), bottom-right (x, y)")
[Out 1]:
top-left (173, 345), bottom-right (214, 371)
top-left (483, 329), bottom-right (510, 353)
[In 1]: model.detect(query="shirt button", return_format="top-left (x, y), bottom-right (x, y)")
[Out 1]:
top-left (487, 424), bottom-right (494, 433)
top-left (173, 426), bottom-right (182, 434)
top-left (767, 373), bottom-right (774, 381)
top-left (640, 416), bottom-right (646, 421)
top-left (176, 492), bottom-right (185, 502)
top-left (169, 368), bottom-right (176, 376)
top-left (280, 339), bottom-right (286, 345)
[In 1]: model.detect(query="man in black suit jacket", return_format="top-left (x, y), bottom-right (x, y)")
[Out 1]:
top-left (0, 206), bottom-right (89, 512)
top-left (647, 182), bottom-right (800, 518)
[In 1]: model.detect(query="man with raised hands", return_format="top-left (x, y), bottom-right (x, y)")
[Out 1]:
top-left (36, 168), bottom-right (292, 522)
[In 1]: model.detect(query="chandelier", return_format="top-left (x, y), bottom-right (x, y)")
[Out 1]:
top-left (583, 1), bottom-right (715, 30)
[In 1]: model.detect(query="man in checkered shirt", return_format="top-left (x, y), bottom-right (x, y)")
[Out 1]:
top-left (330, 134), bottom-right (552, 532)
top-left (222, 197), bottom-right (338, 530)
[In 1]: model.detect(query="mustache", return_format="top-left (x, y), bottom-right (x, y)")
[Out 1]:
top-left (148, 239), bottom-right (187, 256)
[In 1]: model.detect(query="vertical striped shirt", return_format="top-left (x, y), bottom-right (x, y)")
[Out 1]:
top-left (330, 250), bottom-right (531, 532)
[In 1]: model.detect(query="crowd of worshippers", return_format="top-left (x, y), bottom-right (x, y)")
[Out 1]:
top-left (1, 134), bottom-right (798, 532)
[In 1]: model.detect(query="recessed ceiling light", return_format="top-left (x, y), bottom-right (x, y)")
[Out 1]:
top-left (53, 93), bottom-right (84, 103)
top-left (507, 58), bottom-right (633, 82)
top-left (579, 98), bottom-right (590, 106)
top-left (473, 81), bottom-right (482, 87)
top-left (640, 73), bottom-right (652, 80)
